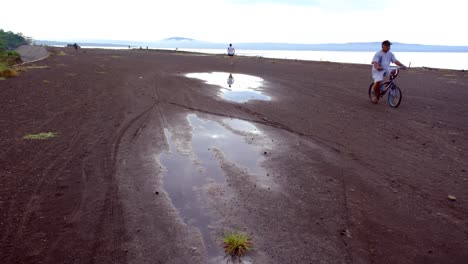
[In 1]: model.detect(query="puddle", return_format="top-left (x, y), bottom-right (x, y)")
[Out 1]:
top-left (186, 72), bottom-right (271, 103)
top-left (222, 118), bottom-right (263, 135)
top-left (160, 114), bottom-right (268, 262)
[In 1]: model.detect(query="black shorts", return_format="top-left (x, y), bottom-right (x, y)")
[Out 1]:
top-left (228, 54), bottom-right (234, 57)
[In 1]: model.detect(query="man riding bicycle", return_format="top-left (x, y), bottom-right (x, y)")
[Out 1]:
top-left (371, 40), bottom-right (406, 103)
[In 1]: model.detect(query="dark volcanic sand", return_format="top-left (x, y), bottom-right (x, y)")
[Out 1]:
top-left (1, 47), bottom-right (467, 264)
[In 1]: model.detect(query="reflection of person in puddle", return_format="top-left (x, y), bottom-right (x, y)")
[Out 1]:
top-left (227, 73), bottom-right (234, 88)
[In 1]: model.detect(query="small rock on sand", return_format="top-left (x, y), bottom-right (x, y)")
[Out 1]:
top-left (448, 195), bottom-right (457, 201)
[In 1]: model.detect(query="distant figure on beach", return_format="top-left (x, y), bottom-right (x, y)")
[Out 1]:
top-left (227, 43), bottom-right (235, 64)
top-left (228, 43), bottom-right (235, 56)
top-left (73, 43), bottom-right (79, 51)
top-left (371, 40), bottom-right (406, 103)
top-left (227, 73), bottom-right (234, 87)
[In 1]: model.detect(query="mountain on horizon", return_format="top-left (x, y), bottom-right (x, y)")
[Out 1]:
top-left (162, 37), bottom-right (195, 42)
top-left (34, 39), bottom-right (468, 53)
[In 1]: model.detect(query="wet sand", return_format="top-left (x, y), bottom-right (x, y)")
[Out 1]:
top-left (1, 47), bottom-right (467, 264)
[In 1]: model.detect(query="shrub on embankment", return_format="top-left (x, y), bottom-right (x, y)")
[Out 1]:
top-left (0, 50), bottom-right (21, 78)
top-left (0, 29), bottom-right (27, 78)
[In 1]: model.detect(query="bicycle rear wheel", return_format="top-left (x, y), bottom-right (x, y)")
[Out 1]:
top-left (368, 82), bottom-right (390, 100)
top-left (387, 85), bottom-right (402, 107)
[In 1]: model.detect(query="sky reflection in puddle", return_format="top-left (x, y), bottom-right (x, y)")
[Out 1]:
top-left (160, 114), bottom-right (266, 262)
top-left (186, 72), bottom-right (271, 103)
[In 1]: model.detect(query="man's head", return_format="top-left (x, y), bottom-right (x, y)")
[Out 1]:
top-left (381, 40), bottom-right (391, 52)
top-left (229, 43), bottom-right (232, 47)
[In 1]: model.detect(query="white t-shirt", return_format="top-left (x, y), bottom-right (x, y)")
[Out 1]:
top-left (228, 46), bottom-right (235, 55)
top-left (372, 50), bottom-right (397, 70)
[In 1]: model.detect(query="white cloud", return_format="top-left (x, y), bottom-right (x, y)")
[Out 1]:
top-left (1, 0), bottom-right (466, 45)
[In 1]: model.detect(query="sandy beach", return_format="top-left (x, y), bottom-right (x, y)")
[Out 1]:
top-left (1, 47), bottom-right (467, 264)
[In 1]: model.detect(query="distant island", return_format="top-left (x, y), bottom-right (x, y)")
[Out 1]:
top-left (35, 37), bottom-right (468, 53)
top-left (163, 37), bottom-right (195, 42)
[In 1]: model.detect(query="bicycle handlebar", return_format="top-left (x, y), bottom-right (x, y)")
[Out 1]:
top-left (387, 66), bottom-right (407, 70)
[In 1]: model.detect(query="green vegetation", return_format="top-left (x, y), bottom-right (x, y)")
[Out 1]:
top-left (0, 50), bottom-right (21, 64)
top-left (0, 29), bottom-right (28, 50)
top-left (0, 29), bottom-right (27, 78)
top-left (23, 132), bottom-right (58, 140)
top-left (223, 231), bottom-right (252, 263)
top-left (0, 50), bottom-right (21, 78)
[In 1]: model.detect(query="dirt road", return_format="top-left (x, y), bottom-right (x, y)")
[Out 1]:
top-left (1, 48), bottom-right (467, 264)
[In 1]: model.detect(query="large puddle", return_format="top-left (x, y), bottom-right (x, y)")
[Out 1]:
top-left (186, 72), bottom-right (271, 103)
top-left (160, 114), bottom-right (268, 262)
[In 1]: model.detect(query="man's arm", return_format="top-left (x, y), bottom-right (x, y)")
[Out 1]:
top-left (395, 60), bottom-right (407, 69)
top-left (372, 52), bottom-right (383, 70)
top-left (372, 61), bottom-right (383, 71)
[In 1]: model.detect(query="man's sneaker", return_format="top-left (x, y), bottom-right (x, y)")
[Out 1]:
top-left (371, 95), bottom-right (379, 103)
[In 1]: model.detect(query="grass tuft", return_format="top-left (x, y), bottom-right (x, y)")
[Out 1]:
top-left (223, 231), bottom-right (252, 263)
top-left (51, 50), bottom-right (66, 56)
top-left (0, 64), bottom-right (18, 77)
top-left (15, 66), bottom-right (28, 73)
top-left (25, 65), bottom-right (50, 69)
top-left (23, 132), bottom-right (58, 140)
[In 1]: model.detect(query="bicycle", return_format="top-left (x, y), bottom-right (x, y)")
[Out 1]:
top-left (368, 66), bottom-right (405, 107)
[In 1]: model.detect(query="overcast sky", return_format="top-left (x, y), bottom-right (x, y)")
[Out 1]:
top-left (1, 0), bottom-right (466, 45)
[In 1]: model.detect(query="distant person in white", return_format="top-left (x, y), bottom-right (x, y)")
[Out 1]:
top-left (371, 40), bottom-right (406, 103)
top-left (227, 73), bottom-right (234, 87)
top-left (227, 43), bottom-right (235, 56)
top-left (227, 43), bottom-right (235, 64)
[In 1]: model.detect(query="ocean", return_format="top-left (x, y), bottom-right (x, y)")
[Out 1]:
top-left (79, 46), bottom-right (468, 70)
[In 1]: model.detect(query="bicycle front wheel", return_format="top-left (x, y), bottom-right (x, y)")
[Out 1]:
top-left (387, 85), bottom-right (402, 107)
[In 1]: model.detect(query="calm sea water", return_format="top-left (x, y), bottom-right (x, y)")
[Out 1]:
top-left (80, 46), bottom-right (468, 70)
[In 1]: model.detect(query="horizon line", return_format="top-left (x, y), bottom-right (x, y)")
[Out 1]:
top-left (34, 38), bottom-right (468, 47)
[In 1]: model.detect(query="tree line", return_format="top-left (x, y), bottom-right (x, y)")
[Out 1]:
top-left (0, 29), bottom-right (28, 50)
